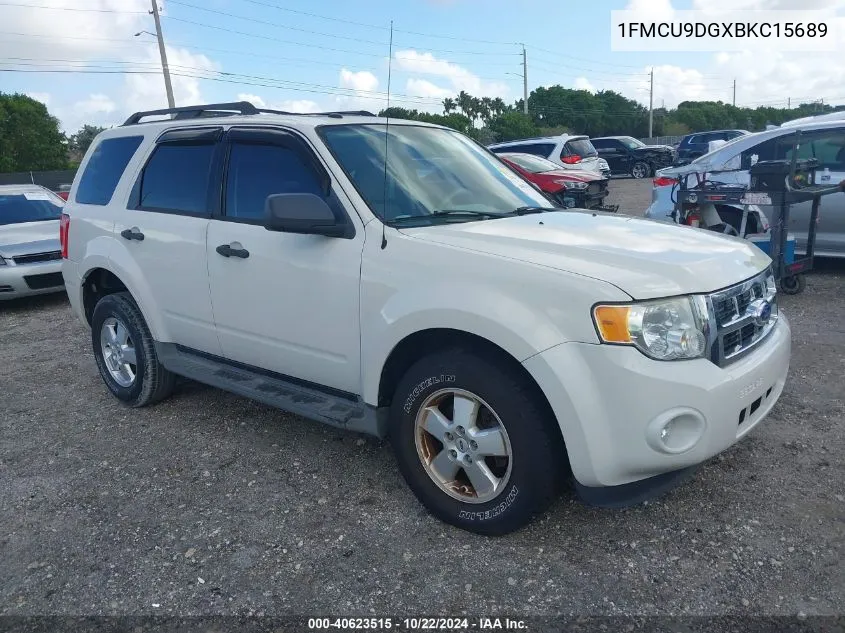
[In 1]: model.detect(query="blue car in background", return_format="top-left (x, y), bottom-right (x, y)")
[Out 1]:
top-left (675, 129), bottom-right (750, 164)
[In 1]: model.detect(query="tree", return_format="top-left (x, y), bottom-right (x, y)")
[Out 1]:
top-left (0, 93), bottom-right (67, 172)
top-left (487, 111), bottom-right (539, 142)
top-left (68, 124), bottom-right (107, 160)
top-left (442, 97), bottom-right (456, 114)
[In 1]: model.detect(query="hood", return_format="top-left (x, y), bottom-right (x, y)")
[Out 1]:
top-left (400, 212), bottom-right (770, 300)
top-left (637, 144), bottom-right (675, 153)
top-left (0, 220), bottom-right (61, 258)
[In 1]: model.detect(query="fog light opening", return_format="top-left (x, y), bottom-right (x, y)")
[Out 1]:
top-left (647, 409), bottom-right (706, 455)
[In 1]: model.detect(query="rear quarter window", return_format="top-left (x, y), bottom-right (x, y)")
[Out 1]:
top-left (494, 143), bottom-right (556, 158)
top-left (75, 136), bottom-right (144, 206)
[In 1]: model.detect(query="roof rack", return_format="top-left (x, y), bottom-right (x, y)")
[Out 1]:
top-left (123, 101), bottom-right (259, 125)
top-left (123, 102), bottom-right (378, 126)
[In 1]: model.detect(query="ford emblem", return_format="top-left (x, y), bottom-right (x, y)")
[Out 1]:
top-left (748, 299), bottom-right (773, 327)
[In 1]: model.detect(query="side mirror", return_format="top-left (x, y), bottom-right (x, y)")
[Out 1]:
top-left (264, 193), bottom-right (346, 237)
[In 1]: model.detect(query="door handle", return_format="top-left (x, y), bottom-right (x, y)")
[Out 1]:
top-left (216, 243), bottom-right (250, 259)
top-left (120, 227), bottom-right (145, 241)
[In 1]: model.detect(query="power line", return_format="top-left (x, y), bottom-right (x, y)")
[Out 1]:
top-left (0, 1), bottom-right (144, 14)
top-left (239, 0), bottom-right (518, 45)
top-left (525, 45), bottom-right (644, 70)
top-left (165, 0), bottom-right (520, 58)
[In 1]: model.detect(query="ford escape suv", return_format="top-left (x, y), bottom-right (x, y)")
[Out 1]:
top-left (62, 102), bottom-right (791, 535)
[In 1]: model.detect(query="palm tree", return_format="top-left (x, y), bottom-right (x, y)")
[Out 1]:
top-left (456, 91), bottom-right (473, 118)
top-left (442, 97), bottom-right (456, 114)
top-left (479, 97), bottom-right (493, 125)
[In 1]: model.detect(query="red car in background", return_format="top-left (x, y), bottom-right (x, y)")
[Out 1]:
top-left (497, 152), bottom-right (617, 212)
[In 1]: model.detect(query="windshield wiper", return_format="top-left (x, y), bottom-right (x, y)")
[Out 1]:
top-left (510, 206), bottom-right (558, 215)
top-left (388, 209), bottom-right (501, 226)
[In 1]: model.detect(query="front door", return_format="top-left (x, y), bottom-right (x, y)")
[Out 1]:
top-left (206, 127), bottom-right (364, 394)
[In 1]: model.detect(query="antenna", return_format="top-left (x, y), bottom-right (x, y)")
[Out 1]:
top-left (381, 20), bottom-right (393, 250)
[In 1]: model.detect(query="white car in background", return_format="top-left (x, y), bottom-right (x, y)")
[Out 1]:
top-left (0, 184), bottom-right (66, 299)
top-left (645, 114), bottom-right (845, 257)
top-left (489, 134), bottom-right (612, 179)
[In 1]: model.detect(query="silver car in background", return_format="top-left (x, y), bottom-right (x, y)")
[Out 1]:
top-left (0, 185), bottom-right (66, 300)
top-left (645, 114), bottom-right (845, 257)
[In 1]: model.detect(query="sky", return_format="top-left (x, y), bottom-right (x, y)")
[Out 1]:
top-left (1, 0), bottom-right (844, 133)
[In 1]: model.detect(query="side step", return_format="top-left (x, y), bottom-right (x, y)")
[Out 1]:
top-left (156, 343), bottom-right (386, 438)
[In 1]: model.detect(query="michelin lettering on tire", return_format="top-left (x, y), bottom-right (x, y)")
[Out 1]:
top-left (458, 485), bottom-right (520, 522)
top-left (403, 374), bottom-right (456, 414)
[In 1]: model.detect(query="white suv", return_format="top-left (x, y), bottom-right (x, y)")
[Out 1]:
top-left (62, 102), bottom-right (791, 535)
top-left (489, 134), bottom-right (612, 178)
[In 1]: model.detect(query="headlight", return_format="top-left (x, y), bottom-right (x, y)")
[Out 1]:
top-left (593, 296), bottom-right (709, 360)
top-left (556, 179), bottom-right (588, 190)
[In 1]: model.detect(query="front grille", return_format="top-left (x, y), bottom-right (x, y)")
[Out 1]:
top-left (12, 251), bottom-right (61, 265)
top-left (707, 270), bottom-right (777, 366)
top-left (23, 272), bottom-right (64, 290)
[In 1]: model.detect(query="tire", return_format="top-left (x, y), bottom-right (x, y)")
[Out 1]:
top-left (91, 291), bottom-right (176, 407)
top-left (631, 161), bottom-right (651, 179)
top-left (389, 347), bottom-right (564, 535)
top-left (780, 274), bottom-right (806, 295)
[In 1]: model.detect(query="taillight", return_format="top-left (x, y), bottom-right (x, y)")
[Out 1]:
top-left (653, 176), bottom-right (677, 187)
top-left (60, 213), bottom-right (70, 259)
top-left (561, 155), bottom-right (581, 164)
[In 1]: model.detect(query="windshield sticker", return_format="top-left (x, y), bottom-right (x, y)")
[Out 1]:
top-left (23, 192), bottom-right (53, 201)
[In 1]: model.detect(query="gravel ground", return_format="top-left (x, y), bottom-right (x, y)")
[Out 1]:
top-left (0, 178), bottom-right (843, 620)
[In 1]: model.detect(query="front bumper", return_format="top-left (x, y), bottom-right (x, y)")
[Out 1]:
top-left (523, 314), bottom-right (791, 488)
top-left (0, 259), bottom-right (65, 300)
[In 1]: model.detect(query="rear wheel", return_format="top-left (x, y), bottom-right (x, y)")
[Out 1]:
top-left (390, 347), bottom-right (563, 535)
top-left (631, 161), bottom-right (651, 179)
top-left (91, 292), bottom-right (176, 407)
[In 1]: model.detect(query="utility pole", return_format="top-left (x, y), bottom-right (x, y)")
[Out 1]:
top-left (787, 97), bottom-right (791, 108)
top-left (522, 45), bottom-right (528, 115)
top-left (732, 79), bottom-right (736, 106)
top-left (150, 0), bottom-right (175, 108)
top-left (648, 67), bottom-right (654, 138)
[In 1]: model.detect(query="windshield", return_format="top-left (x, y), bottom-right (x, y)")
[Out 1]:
top-left (502, 153), bottom-right (561, 173)
top-left (320, 124), bottom-right (551, 225)
top-left (0, 192), bottom-right (63, 226)
top-left (620, 137), bottom-right (646, 150)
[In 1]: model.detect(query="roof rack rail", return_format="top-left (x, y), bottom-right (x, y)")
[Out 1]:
top-left (122, 102), bottom-right (379, 126)
top-left (122, 101), bottom-right (260, 126)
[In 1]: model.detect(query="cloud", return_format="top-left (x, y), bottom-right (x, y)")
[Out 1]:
top-left (123, 46), bottom-right (219, 112)
top-left (404, 78), bottom-right (452, 100)
top-left (573, 78), bottom-right (597, 93)
top-left (236, 93), bottom-right (321, 113)
top-left (393, 50), bottom-right (510, 101)
top-left (26, 92), bottom-right (52, 107)
top-left (340, 69), bottom-right (379, 93)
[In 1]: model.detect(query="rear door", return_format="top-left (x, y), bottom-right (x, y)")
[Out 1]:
top-left (115, 127), bottom-right (223, 355)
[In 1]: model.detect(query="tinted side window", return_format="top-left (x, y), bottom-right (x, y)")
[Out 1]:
top-left (688, 135), bottom-right (704, 145)
top-left (502, 143), bottom-right (555, 157)
top-left (139, 143), bottom-right (216, 215)
top-left (76, 136), bottom-right (144, 206)
top-left (591, 139), bottom-right (610, 150)
top-left (225, 143), bottom-right (324, 220)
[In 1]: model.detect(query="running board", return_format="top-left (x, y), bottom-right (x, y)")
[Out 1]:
top-left (155, 343), bottom-right (386, 438)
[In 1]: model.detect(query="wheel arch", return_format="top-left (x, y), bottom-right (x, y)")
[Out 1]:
top-left (80, 263), bottom-right (165, 340)
top-left (376, 328), bottom-right (566, 452)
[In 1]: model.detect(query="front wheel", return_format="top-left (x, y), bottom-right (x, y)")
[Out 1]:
top-left (389, 348), bottom-right (564, 535)
top-left (631, 161), bottom-right (651, 179)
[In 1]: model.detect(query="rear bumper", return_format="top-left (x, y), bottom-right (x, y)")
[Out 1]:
top-left (0, 260), bottom-right (65, 300)
top-left (61, 259), bottom-right (87, 324)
